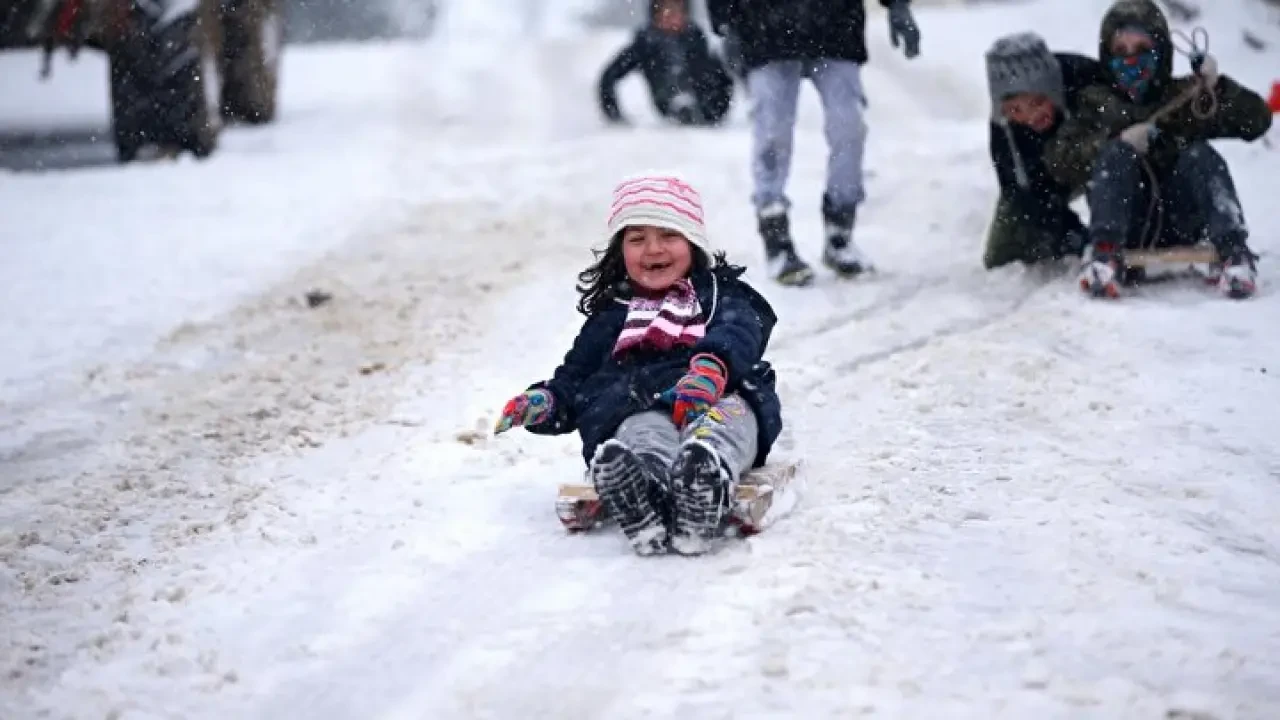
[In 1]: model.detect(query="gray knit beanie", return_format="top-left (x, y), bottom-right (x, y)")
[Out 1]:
top-left (984, 32), bottom-right (1066, 122)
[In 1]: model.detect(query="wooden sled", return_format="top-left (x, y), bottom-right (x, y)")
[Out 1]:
top-left (1117, 245), bottom-right (1224, 289)
top-left (555, 461), bottom-right (799, 537)
top-left (1122, 245), bottom-right (1219, 269)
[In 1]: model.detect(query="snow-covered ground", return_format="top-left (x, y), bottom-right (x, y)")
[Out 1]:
top-left (2, 0), bottom-right (1279, 717)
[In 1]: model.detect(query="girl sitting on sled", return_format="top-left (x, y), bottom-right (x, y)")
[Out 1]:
top-left (494, 173), bottom-right (783, 556)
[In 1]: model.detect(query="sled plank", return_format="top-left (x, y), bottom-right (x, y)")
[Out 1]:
top-left (554, 482), bottom-right (771, 505)
top-left (1123, 246), bottom-right (1218, 267)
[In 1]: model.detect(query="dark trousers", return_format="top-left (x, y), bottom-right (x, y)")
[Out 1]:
top-left (1086, 140), bottom-right (1248, 252)
top-left (983, 196), bottom-right (1081, 269)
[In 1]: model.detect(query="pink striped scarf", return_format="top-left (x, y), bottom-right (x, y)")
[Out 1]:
top-left (612, 278), bottom-right (706, 358)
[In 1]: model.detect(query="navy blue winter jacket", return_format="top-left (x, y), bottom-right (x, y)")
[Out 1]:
top-left (524, 264), bottom-right (783, 469)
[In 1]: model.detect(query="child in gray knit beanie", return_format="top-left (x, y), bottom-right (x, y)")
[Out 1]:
top-left (980, 31), bottom-right (1103, 271)
top-left (985, 32), bottom-right (1066, 129)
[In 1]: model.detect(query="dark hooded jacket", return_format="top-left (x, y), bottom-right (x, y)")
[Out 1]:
top-left (524, 264), bottom-right (783, 469)
top-left (598, 23), bottom-right (732, 123)
top-left (1045, 0), bottom-right (1272, 189)
top-left (707, 0), bottom-right (900, 72)
top-left (989, 52), bottom-right (1104, 234)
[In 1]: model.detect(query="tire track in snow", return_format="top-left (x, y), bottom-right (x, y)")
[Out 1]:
top-left (825, 278), bottom-right (1050, 379)
top-left (769, 275), bottom-right (950, 351)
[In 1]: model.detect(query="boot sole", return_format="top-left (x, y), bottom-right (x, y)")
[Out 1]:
top-left (775, 267), bottom-right (815, 286)
top-left (668, 441), bottom-right (732, 556)
top-left (590, 441), bottom-right (669, 555)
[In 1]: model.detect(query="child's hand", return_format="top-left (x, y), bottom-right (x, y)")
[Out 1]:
top-left (663, 353), bottom-right (727, 428)
top-left (494, 389), bottom-right (555, 434)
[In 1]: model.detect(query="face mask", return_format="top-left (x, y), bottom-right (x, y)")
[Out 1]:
top-left (1109, 49), bottom-right (1158, 99)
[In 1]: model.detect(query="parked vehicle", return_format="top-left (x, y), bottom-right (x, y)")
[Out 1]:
top-left (0, 0), bottom-right (284, 162)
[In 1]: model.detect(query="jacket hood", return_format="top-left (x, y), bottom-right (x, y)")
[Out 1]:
top-left (1099, 0), bottom-right (1173, 86)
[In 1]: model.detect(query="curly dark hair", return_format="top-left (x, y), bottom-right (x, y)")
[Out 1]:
top-left (575, 232), bottom-right (744, 316)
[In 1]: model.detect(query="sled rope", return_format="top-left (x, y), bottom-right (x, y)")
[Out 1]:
top-left (1158, 26), bottom-right (1219, 122)
top-left (1137, 26), bottom-right (1218, 250)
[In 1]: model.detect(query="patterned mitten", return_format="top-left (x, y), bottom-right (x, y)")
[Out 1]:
top-left (494, 389), bottom-right (555, 434)
top-left (663, 354), bottom-right (727, 428)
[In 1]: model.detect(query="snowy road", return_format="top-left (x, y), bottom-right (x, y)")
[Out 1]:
top-left (3, 1), bottom-right (1280, 718)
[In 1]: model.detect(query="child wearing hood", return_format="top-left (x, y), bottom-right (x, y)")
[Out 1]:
top-left (1045, 0), bottom-right (1271, 299)
top-left (493, 173), bottom-right (783, 557)
top-left (983, 32), bottom-right (1104, 269)
top-left (598, 0), bottom-right (735, 127)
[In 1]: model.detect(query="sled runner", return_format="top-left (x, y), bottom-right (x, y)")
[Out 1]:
top-left (555, 461), bottom-right (799, 536)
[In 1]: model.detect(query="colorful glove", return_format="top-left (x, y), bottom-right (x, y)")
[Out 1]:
top-left (888, 2), bottom-right (920, 59)
top-left (494, 389), bottom-right (555, 435)
top-left (662, 353), bottom-right (728, 428)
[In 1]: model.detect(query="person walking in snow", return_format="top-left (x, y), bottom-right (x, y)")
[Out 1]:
top-left (982, 32), bottom-right (1104, 270)
top-left (598, 0), bottom-right (736, 127)
top-left (707, 0), bottom-right (922, 286)
top-left (492, 173), bottom-right (783, 557)
top-left (1044, 0), bottom-right (1272, 299)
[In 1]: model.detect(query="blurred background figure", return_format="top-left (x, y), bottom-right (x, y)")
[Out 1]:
top-left (708, 0), bottom-right (922, 287)
top-left (597, 0), bottom-right (736, 126)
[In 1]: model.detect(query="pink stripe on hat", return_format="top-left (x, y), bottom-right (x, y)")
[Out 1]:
top-left (606, 173), bottom-right (709, 254)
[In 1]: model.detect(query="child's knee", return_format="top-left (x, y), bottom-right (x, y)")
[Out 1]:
top-left (1096, 138), bottom-right (1142, 169)
top-left (614, 410), bottom-right (679, 448)
top-left (1176, 142), bottom-right (1229, 175)
top-left (823, 103), bottom-right (867, 143)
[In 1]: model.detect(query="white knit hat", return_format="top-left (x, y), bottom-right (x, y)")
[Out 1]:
top-left (606, 172), bottom-right (710, 254)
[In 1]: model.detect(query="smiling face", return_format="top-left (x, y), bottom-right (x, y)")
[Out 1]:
top-left (621, 224), bottom-right (694, 292)
top-left (1000, 92), bottom-right (1057, 133)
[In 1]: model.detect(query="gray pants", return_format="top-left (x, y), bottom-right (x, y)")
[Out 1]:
top-left (613, 394), bottom-right (759, 483)
top-left (747, 59), bottom-right (869, 212)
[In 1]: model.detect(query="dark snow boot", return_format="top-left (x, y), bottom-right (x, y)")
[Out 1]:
top-left (668, 440), bottom-right (735, 556)
top-left (821, 194), bottom-right (871, 277)
top-left (589, 440), bottom-right (670, 556)
top-left (758, 202), bottom-right (815, 287)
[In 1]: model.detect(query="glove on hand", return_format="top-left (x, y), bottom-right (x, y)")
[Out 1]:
top-left (888, 2), bottom-right (920, 59)
top-left (1118, 121), bottom-right (1158, 155)
top-left (1191, 52), bottom-right (1219, 88)
top-left (662, 353), bottom-right (728, 428)
top-left (494, 389), bottom-right (555, 434)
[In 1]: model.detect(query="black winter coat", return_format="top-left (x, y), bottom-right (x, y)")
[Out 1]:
top-left (598, 26), bottom-right (733, 122)
top-left (989, 53), bottom-right (1104, 234)
top-left (525, 265), bottom-right (784, 469)
top-left (707, 0), bottom-right (898, 71)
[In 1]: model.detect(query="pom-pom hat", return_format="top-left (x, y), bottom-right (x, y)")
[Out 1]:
top-left (606, 172), bottom-right (709, 254)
